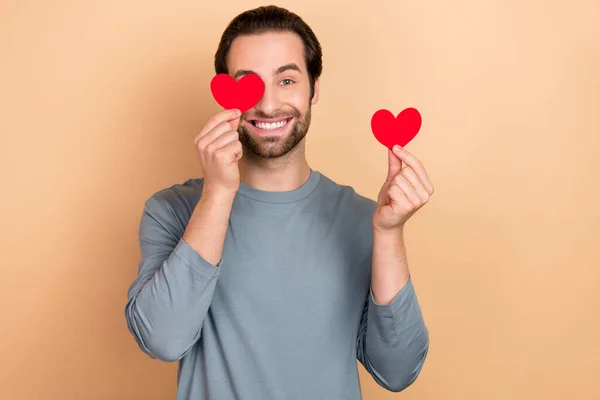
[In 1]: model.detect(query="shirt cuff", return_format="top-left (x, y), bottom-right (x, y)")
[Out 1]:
top-left (369, 276), bottom-right (415, 315)
top-left (174, 237), bottom-right (223, 271)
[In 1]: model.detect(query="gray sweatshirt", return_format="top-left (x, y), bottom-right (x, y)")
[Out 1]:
top-left (124, 169), bottom-right (429, 400)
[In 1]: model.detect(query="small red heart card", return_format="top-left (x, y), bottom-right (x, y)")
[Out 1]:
top-left (371, 107), bottom-right (422, 149)
top-left (210, 73), bottom-right (264, 113)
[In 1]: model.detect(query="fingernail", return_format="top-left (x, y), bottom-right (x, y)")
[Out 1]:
top-left (393, 145), bottom-right (401, 152)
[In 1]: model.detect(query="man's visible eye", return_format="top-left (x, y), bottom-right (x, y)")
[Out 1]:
top-left (280, 79), bottom-right (294, 86)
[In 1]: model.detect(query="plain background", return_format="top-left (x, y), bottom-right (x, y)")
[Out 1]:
top-left (1, 0), bottom-right (599, 399)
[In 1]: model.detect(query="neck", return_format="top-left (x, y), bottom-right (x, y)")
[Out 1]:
top-left (238, 141), bottom-right (311, 192)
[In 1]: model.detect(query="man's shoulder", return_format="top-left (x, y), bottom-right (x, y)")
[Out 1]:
top-left (143, 177), bottom-right (204, 216)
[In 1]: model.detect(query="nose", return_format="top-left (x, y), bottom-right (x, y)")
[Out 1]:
top-left (254, 83), bottom-right (281, 117)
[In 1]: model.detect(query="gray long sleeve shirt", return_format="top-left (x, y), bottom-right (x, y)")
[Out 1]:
top-left (124, 169), bottom-right (429, 399)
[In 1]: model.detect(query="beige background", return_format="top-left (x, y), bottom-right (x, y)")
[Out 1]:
top-left (1, 0), bottom-right (599, 399)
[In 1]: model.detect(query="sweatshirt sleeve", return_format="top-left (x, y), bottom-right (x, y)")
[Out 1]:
top-left (356, 276), bottom-right (429, 392)
top-left (124, 194), bottom-right (223, 362)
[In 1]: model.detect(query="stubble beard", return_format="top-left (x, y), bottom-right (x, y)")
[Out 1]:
top-left (237, 104), bottom-right (312, 159)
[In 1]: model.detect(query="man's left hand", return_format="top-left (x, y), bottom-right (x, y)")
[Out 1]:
top-left (373, 145), bottom-right (434, 232)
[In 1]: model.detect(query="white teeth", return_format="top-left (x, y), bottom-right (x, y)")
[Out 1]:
top-left (255, 119), bottom-right (289, 130)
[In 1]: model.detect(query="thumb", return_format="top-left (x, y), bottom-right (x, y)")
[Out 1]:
top-left (230, 116), bottom-right (241, 131)
top-left (386, 147), bottom-right (402, 181)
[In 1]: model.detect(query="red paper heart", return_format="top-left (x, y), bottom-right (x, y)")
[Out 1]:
top-left (210, 73), bottom-right (264, 113)
top-left (371, 107), bottom-right (422, 149)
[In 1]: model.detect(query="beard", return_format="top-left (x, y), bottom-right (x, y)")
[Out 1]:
top-left (237, 104), bottom-right (312, 159)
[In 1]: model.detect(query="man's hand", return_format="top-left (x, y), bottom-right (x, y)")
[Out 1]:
top-left (372, 145), bottom-right (434, 232)
top-left (194, 108), bottom-right (243, 193)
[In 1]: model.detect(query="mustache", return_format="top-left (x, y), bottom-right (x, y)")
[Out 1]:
top-left (243, 109), bottom-right (300, 120)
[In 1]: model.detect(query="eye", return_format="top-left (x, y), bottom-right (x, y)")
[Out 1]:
top-left (280, 79), bottom-right (294, 86)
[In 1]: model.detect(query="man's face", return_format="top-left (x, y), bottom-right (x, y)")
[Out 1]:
top-left (227, 31), bottom-right (319, 159)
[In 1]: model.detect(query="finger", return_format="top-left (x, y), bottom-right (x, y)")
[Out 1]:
top-left (206, 130), bottom-right (240, 152)
top-left (230, 116), bottom-right (241, 131)
top-left (401, 167), bottom-right (430, 203)
top-left (387, 185), bottom-right (412, 213)
top-left (215, 138), bottom-right (243, 163)
top-left (196, 120), bottom-right (236, 148)
top-left (393, 175), bottom-right (421, 207)
top-left (386, 148), bottom-right (403, 181)
top-left (197, 109), bottom-right (242, 142)
top-left (388, 184), bottom-right (408, 204)
top-left (393, 146), bottom-right (434, 194)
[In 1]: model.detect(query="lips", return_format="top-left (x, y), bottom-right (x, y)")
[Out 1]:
top-left (249, 117), bottom-right (293, 131)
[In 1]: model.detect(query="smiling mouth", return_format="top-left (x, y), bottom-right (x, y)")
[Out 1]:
top-left (249, 117), bottom-right (293, 131)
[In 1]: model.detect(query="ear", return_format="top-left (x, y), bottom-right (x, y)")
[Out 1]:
top-left (311, 78), bottom-right (320, 105)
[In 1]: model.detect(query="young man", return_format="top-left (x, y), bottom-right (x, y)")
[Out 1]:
top-left (125, 5), bottom-right (433, 400)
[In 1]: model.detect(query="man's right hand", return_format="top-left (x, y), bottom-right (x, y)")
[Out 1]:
top-left (194, 108), bottom-right (243, 193)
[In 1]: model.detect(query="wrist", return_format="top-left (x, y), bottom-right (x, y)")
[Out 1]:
top-left (203, 183), bottom-right (238, 202)
top-left (373, 223), bottom-right (405, 238)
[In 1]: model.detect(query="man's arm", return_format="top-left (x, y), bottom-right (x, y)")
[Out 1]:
top-left (124, 186), bottom-right (236, 362)
top-left (356, 227), bottom-right (429, 392)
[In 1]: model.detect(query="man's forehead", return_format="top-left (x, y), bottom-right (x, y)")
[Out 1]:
top-left (227, 32), bottom-right (306, 75)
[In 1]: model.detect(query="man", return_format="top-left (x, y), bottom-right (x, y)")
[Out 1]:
top-left (125, 5), bottom-right (433, 400)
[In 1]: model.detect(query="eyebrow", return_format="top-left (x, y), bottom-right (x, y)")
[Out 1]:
top-left (233, 63), bottom-right (302, 80)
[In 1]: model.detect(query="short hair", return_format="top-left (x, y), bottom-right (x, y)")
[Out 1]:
top-left (214, 5), bottom-right (323, 99)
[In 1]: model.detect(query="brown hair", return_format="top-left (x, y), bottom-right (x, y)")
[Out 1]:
top-left (214, 5), bottom-right (323, 99)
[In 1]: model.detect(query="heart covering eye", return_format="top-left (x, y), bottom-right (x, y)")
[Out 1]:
top-left (210, 73), bottom-right (265, 113)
